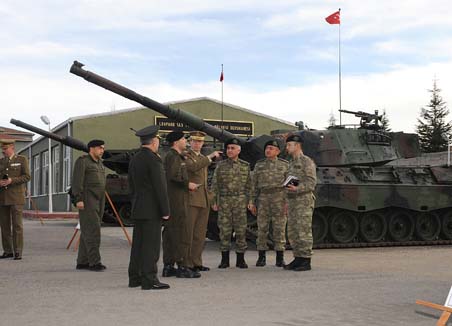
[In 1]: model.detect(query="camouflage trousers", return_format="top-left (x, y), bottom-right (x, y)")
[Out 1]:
top-left (287, 194), bottom-right (314, 258)
top-left (218, 195), bottom-right (247, 253)
top-left (256, 192), bottom-right (287, 251)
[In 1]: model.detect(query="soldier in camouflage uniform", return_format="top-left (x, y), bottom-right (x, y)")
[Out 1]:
top-left (249, 139), bottom-right (288, 267)
top-left (284, 134), bottom-right (317, 272)
top-left (211, 138), bottom-right (252, 269)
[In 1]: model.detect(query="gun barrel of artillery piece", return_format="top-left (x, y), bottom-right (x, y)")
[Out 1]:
top-left (70, 61), bottom-right (242, 145)
top-left (9, 119), bottom-right (89, 153)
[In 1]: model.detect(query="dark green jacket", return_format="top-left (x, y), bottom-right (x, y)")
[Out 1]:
top-left (0, 154), bottom-right (30, 205)
top-left (164, 148), bottom-right (189, 219)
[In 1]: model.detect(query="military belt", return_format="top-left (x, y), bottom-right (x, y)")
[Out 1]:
top-left (219, 192), bottom-right (246, 197)
top-left (259, 187), bottom-right (285, 194)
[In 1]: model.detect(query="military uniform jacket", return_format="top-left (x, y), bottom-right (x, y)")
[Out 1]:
top-left (287, 153), bottom-right (317, 201)
top-left (0, 154), bottom-right (30, 205)
top-left (251, 157), bottom-right (288, 203)
top-left (128, 147), bottom-right (170, 220)
top-left (210, 158), bottom-right (251, 205)
top-left (71, 154), bottom-right (106, 210)
top-left (164, 148), bottom-right (189, 218)
top-left (185, 149), bottom-right (211, 208)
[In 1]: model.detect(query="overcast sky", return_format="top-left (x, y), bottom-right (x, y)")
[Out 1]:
top-left (1, 0), bottom-right (451, 135)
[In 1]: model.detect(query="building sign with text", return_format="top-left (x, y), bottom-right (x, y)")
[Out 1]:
top-left (155, 116), bottom-right (254, 137)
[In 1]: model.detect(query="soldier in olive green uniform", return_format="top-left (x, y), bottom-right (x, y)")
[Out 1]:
top-left (162, 131), bottom-right (200, 279)
top-left (250, 139), bottom-right (288, 267)
top-left (0, 139), bottom-right (30, 260)
top-left (185, 131), bottom-right (222, 272)
top-left (71, 139), bottom-right (107, 271)
top-left (211, 138), bottom-right (252, 269)
top-left (284, 134), bottom-right (317, 272)
top-left (128, 126), bottom-right (170, 290)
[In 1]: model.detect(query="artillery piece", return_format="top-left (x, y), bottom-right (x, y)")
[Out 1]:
top-left (11, 61), bottom-right (452, 248)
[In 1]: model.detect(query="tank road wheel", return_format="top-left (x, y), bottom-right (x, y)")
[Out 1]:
top-left (388, 210), bottom-right (414, 242)
top-left (359, 212), bottom-right (387, 243)
top-left (329, 211), bottom-right (358, 243)
top-left (440, 211), bottom-right (452, 240)
top-left (415, 212), bottom-right (441, 241)
top-left (118, 203), bottom-right (133, 227)
top-left (312, 211), bottom-right (328, 244)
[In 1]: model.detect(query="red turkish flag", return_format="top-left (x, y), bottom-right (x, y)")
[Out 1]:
top-left (219, 71), bottom-right (224, 82)
top-left (325, 11), bottom-right (340, 24)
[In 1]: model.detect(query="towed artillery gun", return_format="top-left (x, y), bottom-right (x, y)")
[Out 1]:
top-left (12, 61), bottom-right (452, 248)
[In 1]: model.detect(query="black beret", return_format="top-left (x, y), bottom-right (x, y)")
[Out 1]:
top-left (135, 125), bottom-right (160, 140)
top-left (87, 139), bottom-right (105, 148)
top-left (166, 131), bottom-right (186, 143)
top-left (264, 139), bottom-right (280, 150)
top-left (286, 134), bottom-right (303, 143)
top-left (224, 138), bottom-right (241, 147)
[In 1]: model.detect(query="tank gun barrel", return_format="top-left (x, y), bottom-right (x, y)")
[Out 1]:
top-left (9, 119), bottom-right (88, 152)
top-left (69, 61), bottom-right (242, 145)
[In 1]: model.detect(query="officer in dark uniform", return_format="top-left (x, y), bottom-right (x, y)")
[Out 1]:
top-left (72, 139), bottom-right (107, 271)
top-left (128, 125), bottom-right (170, 290)
top-left (162, 131), bottom-right (200, 278)
top-left (0, 139), bottom-right (30, 260)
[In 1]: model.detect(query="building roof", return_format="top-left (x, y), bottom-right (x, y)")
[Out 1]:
top-left (0, 126), bottom-right (34, 142)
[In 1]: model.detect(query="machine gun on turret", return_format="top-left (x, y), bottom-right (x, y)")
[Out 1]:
top-left (339, 109), bottom-right (382, 130)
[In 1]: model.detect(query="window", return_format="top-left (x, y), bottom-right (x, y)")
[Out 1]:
top-left (42, 151), bottom-right (49, 195)
top-left (63, 145), bottom-right (71, 191)
top-left (33, 154), bottom-right (40, 195)
top-left (52, 145), bottom-right (60, 193)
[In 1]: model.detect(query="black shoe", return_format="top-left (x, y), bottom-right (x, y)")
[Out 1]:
top-left (128, 279), bottom-right (141, 288)
top-left (194, 265), bottom-right (210, 272)
top-left (89, 263), bottom-right (107, 271)
top-left (293, 257), bottom-right (311, 272)
top-left (256, 250), bottom-right (266, 267)
top-left (276, 251), bottom-right (285, 267)
top-left (162, 264), bottom-right (177, 277)
top-left (13, 253), bottom-right (22, 260)
top-left (218, 251), bottom-right (230, 269)
top-left (236, 252), bottom-right (248, 269)
top-left (142, 278), bottom-right (170, 290)
top-left (176, 266), bottom-right (201, 278)
top-left (76, 263), bottom-right (90, 270)
top-left (0, 253), bottom-right (13, 259)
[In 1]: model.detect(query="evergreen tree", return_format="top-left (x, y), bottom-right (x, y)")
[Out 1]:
top-left (381, 109), bottom-right (391, 132)
top-left (327, 112), bottom-right (337, 128)
top-left (416, 80), bottom-right (452, 152)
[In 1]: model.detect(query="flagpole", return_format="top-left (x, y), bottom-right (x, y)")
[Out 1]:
top-left (221, 64), bottom-right (224, 129)
top-left (338, 8), bottom-right (342, 126)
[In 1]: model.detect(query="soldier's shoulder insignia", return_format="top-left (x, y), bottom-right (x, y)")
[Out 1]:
top-left (238, 158), bottom-right (249, 165)
top-left (255, 158), bottom-right (266, 164)
top-left (277, 157), bottom-right (289, 163)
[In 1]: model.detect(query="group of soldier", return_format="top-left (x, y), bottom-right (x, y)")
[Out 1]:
top-left (0, 125), bottom-right (317, 291)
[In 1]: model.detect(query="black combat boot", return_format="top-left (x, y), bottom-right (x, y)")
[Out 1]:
top-left (275, 251), bottom-right (285, 267)
top-left (256, 250), bottom-right (266, 267)
top-left (162, 264), bottom-right (177, 277)
top-left (293, 257), bottom-right (311, 272)
top-left (218, 251), bottom-right (230, 268)
top-left (176, 266), bottom-right (201, 278)
top-left (283, 257), bottom-right (302, 270)
top-left (236, 252), bottom-right (248, 269)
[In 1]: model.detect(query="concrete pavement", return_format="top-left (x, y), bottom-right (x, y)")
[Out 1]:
top-left (1, 219), bottom-right (451, 326)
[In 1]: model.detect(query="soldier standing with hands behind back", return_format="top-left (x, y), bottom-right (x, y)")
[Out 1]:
top-left (0, 139), bottom-right (30, 260)
top-left (71, 139), bottom-right (107, 271)
top-left (284, 134), bottom-right (317, 272)
top-left (249, 139), bottom-right (288, 267)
